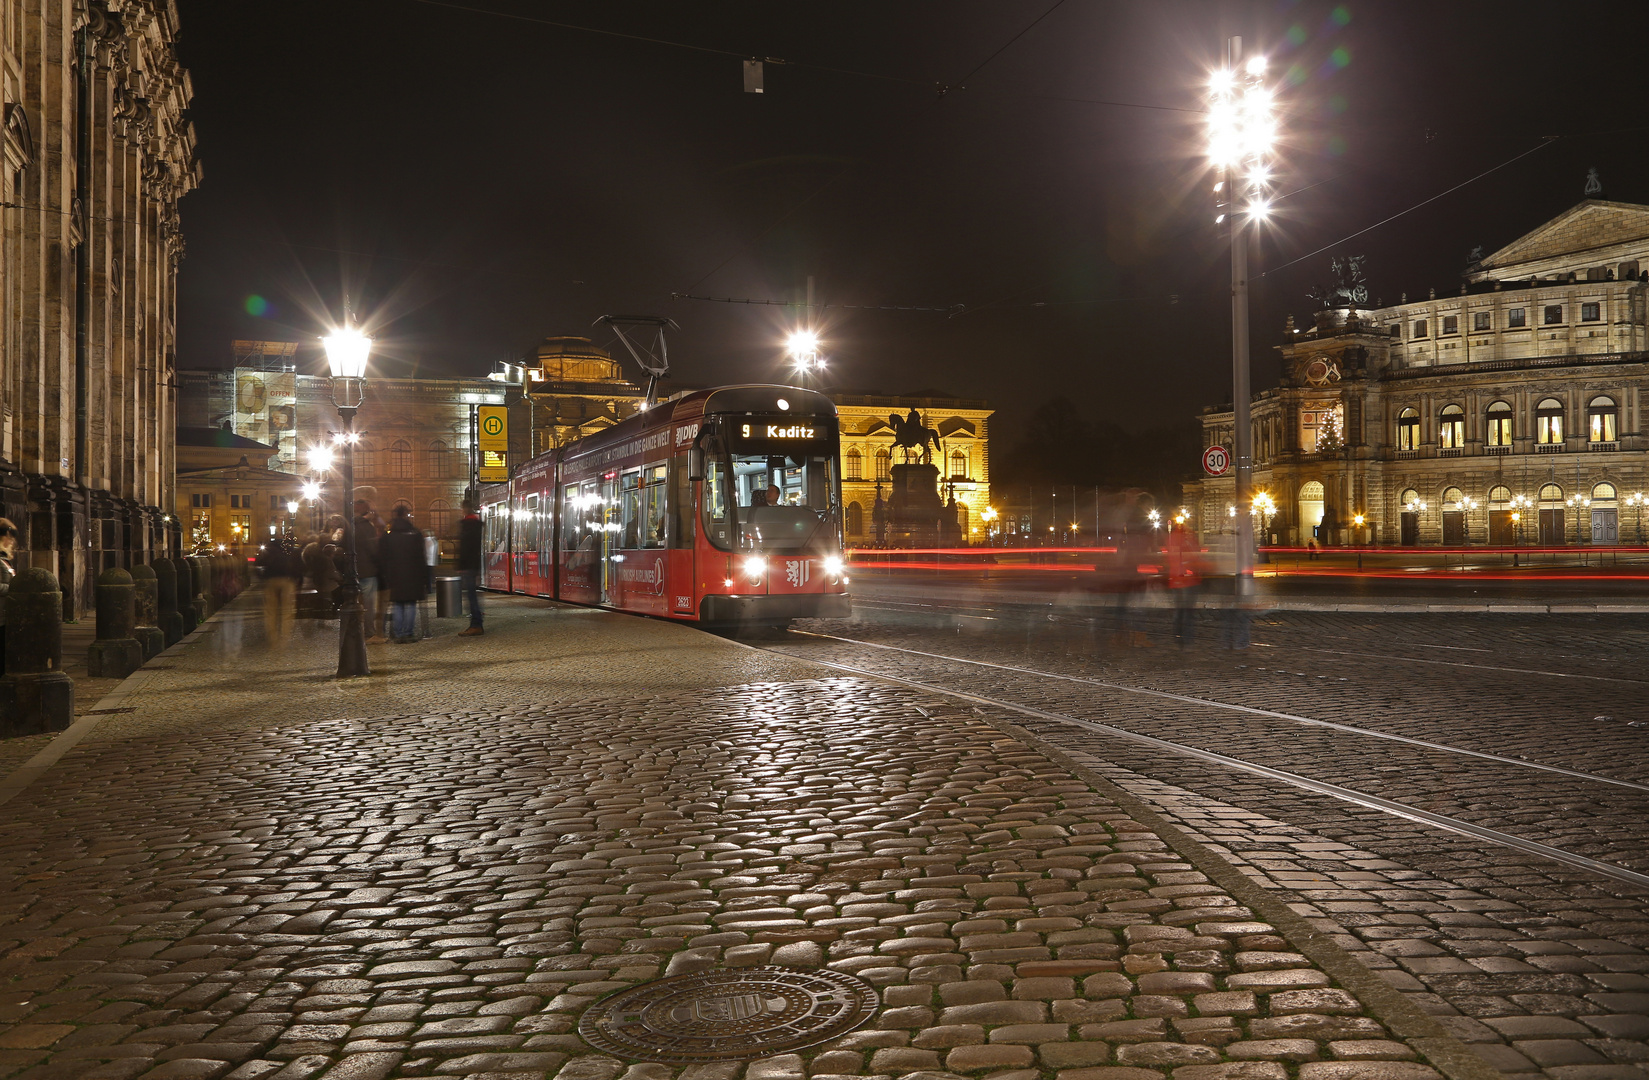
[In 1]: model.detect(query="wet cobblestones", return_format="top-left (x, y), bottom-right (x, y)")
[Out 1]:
top-left (0, 595), bottom-right (1477, 1080)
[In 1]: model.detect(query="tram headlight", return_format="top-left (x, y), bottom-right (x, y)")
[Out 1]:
top-left (823, 555), bottom-right (844, 577)
top-left (742, 555), bottom-right (766, 580)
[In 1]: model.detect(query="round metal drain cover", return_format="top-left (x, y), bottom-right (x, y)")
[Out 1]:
top-left (578, 965), bottom-right (879, 1063)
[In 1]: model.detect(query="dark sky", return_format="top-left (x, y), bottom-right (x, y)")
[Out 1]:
top-left (173, 0), bottom-right (1649, 434)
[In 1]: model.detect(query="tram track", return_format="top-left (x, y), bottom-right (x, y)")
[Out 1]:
top-left (754, 628), bottom-right (1649, 890)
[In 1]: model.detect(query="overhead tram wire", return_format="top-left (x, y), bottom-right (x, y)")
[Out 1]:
top-left (1263, 136), bottom-right (1560, 278)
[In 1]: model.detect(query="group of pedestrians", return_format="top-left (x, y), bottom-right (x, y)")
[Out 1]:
top-left (256, 497), bottom-right (484, 646)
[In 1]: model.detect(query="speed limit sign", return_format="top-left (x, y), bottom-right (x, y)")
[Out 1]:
top-left (1202, 445), bottom-right (1231, 476)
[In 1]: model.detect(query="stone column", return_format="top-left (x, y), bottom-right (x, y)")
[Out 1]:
top-left (129, 562), bottom-right (163, 660)
top-left (88, 566), bottom-right (141, 678)
top-left (0, 568), bottom-right (75, 736)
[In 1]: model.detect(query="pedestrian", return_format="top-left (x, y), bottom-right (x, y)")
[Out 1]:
top-left (1165, 527), bottom-right (1204, 648)
top-left (257, 532), bottom-right (303, 644)
top-left (354, 498), bottom-right (387, 644)
top-left (301, 532), bottom-right (338, 610)
top-left (379, 504), bottom-right (428, 643)
top-left (0, 518), bottom-right (16, 674)
top-left (457, 499), bottom-right (484, 636)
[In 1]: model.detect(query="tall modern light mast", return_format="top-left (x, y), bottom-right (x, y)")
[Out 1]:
top-left (1208, 37), bottom-right (1277, 598)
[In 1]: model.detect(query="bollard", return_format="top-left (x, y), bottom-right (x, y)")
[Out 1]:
top-left (186, 557), bottom-right (210, 622)
top-left (153, 558), bottom-right (185, 646)
top-left (172, 558), bottom-right (199, 636)
top-left (129, 563), bottom-right (165, 661)
top-left (0, 568), bottom-right (75, 736)
top-left (88, 567), bottom-right (144, 679)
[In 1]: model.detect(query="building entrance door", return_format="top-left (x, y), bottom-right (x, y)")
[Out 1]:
top-left (1592, 509), bottom-right (1618, 544)
top-left (1538, 509), bottom-right (1564, 546)
top-left (1442, 511), bottom-right (1465, 545)
top-left (1399, 511), bottom-right (1418, 546)
top-left (1488, 510), bottom-right (1514, 545)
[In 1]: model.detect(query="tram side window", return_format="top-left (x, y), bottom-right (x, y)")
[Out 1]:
top-left (641, 464), bottom-right (667, 548)
top-left (670, 456), bottom-right (695, 549)
top-left (561, 484), bottom-right (583, 550)
top-left (486, 504), bottom-right (510, 553)
top-left (619, 469), bottom-right (643, 548)
top-left (520, 494), bottom-right (539, 555)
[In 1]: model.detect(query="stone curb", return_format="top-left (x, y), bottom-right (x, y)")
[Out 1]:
top-left (1227, 600), bottom-right (1649, 613)
top-left (979, 715), bottom-right (1506, 1080)
top-left (0, 588), bottom-right (241, 808)
top-left (721, 629), bottom-right (1506, 1080)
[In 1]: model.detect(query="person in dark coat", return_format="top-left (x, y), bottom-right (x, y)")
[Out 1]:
top-left (457, 499), bottom-right (484, 636)
top-left (379, 505), bottom-right (428, 643)
top-left (353, 498), bottom-right (387, 644)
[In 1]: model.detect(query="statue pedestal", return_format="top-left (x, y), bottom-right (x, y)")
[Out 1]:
top-left (888, 464), bottom-right (948, 548)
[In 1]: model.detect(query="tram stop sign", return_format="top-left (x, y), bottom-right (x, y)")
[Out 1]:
top-left (1202, 445), bottom-right (1231, 476)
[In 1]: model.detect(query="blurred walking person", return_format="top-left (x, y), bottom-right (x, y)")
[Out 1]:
top-left (353, 498), bottom-right (387, 644)
top-left (380, 504), bottom-right (428, 643)
top-left (457, 499), bottom-right (484, 636)
top-left (257, 533), bottom-right (303, 644)
top-left (1165, 526), bottom-right (1205, 648)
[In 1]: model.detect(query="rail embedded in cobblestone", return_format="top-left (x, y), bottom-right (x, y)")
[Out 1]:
top-left (0, 597), bottom-right (1500, 1080)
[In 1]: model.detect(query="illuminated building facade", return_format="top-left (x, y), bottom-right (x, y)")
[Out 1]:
top-left (0, 0), bottom-right (198, 615)
top-left (831, 394), bottom-right (993, 545)
top-left (1189, 200), bottom-right (1649, 547)
top-left (177, 336), bottom-right (645, 554)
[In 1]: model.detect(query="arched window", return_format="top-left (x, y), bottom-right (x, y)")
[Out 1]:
top-left (394, 498), bottom-right (414, 519)
top-left (390, 440), bottom-right (412, 479)
top-left (845, 448), bottom-right (863, 481)
top-left (426, 440), bottom-right (449, 479)
top-left (1486, 401), bottom-right (1513, 446)
top-left (1488, 485), bottom-right (1511, 506)
top-left (949, 449), bottom-right (969, 478)
top-left (1442, 486), bottom-right (1465, 509)
top-left (1538, 483), bottom-right (1564, 506)
top-left (875, 448), bottom-right (891, 481)
top-left (428, 499), bottom-right (454, 541)
top-left (1589, 395), bottom-right (1619, 443)
top-left (1399, 487), bottom-right (1420, 509)
top-left (1536, 398), bottom-right (1564, 444)
top-left (354, 441), bottom-right (375, 478)
top-left (1396, 408), bottom-right (1421, 451)
top-left (1439, 405), bottom-right (1465, 449)
top-left (1298, 481), bottom-right (1325, 535)
top-left (846, 502), bottom-right (864, 536)
top-left (1299, 481), bottom-right (1324, 500)
top-left (1593, 482), bottom-right (1618, 505)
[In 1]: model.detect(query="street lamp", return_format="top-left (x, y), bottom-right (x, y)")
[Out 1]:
top-left (1209, 40), bottom-right (1278, 601)
top-left (323, 319), bottom-right (372, 678)
top-left (1629, 491), bottom-right (1646, 545)
top-left (1565, 495), bottom-right (1591, 545)
top-left (1510, 493), bottom-right (1532, 545)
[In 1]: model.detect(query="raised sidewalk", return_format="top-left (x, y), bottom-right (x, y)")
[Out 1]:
top-left (0, 592), bottom-right (1496, 1080)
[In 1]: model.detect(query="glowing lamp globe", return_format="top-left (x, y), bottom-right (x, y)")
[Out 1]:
top-left (323, 327), bottom-right (372, 380)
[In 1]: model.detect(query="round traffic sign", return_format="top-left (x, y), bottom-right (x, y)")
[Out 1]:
top-left (1202, 445), bottom-right (1230, 476)
top-left (482, 414), bottom-right (504, 437)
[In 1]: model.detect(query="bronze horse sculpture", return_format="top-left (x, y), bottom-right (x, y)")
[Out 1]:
top-left (888, 408), bottom-right (942, 461)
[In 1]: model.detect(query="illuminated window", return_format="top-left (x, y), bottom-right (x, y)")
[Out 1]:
top-left (875, 448), bottom-right (890, 481)
top-left (428, 499), bottom-right (453, 541)
top-left (1543, 305), bottom-right (1563, 325)
top-left (390, 440), bottom-right (412, 479)
top-left (949, 449), bottom-right (969, 478)
top-left (845, 447), bottom-right (862, 481)
top-left (1396, 408), bottom-right (1420, 451)
top-left (1536, 398), bottom-right (1564, 444)
top-left (1507, 307), bottom-right (1526, 327)
top-left (1582, 302), bottom-right (1601, 322)
top-left (1473, 311), bottom-right (1492, 331)
top-left (355, 441), bottom-right (375, 477)
top-left (1539, 483), bottom-right (1564, 506)
top-left (1442, 487), bottom-right (1465, 509)
top-left (1439, 405), bottom-right (1464, 449)
top-left (1589, 395), bottom-right (1618, 442)
top-left (1486, 401), bottom-right (1513, 445)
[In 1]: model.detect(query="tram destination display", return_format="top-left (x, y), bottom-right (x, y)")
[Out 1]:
top-left (727, 414), bottom-right (836, 454)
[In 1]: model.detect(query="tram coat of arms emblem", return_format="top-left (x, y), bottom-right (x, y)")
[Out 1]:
top-left (785, 559), bottom-right (810, 587)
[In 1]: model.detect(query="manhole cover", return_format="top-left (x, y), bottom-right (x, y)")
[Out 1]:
top-left (578, 965), bottom-right (878, 1063)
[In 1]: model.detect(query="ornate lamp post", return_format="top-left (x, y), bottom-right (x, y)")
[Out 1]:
top-left (1629, 491), bottom-right (1646, 545)
top-left (1510, 493), bottom-right (1532, 546)
top-left (323, 321), bottom-right (372, 678)
top-left (1209, 39), bottom-right (1278, 598)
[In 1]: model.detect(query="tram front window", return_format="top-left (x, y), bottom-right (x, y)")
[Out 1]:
top-left (703, 451), bottom-right (837, 552)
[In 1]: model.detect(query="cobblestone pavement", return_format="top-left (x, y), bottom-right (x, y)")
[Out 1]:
top-left (768, 587), bottom-right (1649, 1080)
top-left (0, 592), bottom-right (1488, 1080)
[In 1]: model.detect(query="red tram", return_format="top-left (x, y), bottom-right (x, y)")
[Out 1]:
top-left (480, 384), bottom-right (850, 627)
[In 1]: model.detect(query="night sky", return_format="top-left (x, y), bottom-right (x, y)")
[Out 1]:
top-left (174, 0), bottom-right (1649, 437)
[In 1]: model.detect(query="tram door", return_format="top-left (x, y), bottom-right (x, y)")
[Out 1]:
top-left (601, 471), bottom-right (619, 604)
